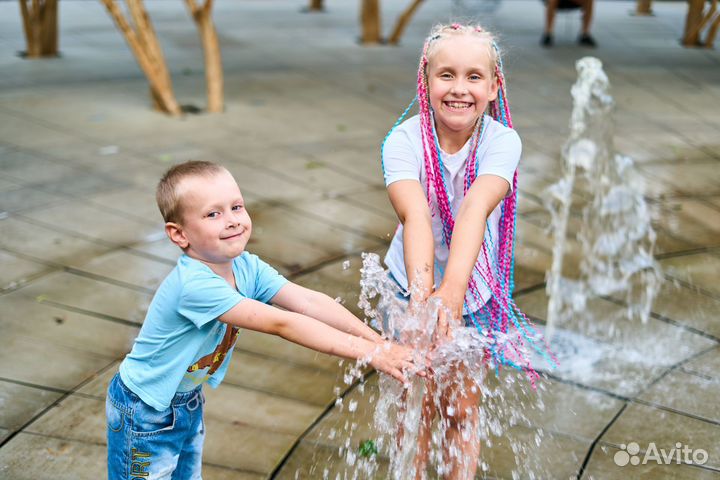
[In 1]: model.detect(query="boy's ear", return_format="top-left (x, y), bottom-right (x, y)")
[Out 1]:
top-left (165, 222), bottom-right (189, 249)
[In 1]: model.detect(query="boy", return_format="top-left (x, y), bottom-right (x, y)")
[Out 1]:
top-left (106, 160), bottom-right (419, 479)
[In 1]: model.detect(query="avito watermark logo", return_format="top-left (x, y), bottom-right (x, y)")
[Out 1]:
top-left (614, 442), bottom-right (708, 467)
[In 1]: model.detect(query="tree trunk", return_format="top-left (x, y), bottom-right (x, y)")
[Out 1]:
top-left (308, 0), bottom-right (323, 11)
top-left (360, 0), bottom-right (382, 44)
top-left (185, 0), bottom-right (224, 113)
top-left (18, 0), bottom-right (59, 58)
top-left (100, 0), bottom-right (181, 115)
top-left (388, 0), bottom-right (424, 45)
top-left (634, 0), bottom-right (652, 15)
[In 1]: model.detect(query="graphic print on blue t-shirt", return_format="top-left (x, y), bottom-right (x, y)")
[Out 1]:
top-left (178, 322), bottom-right (240, 390)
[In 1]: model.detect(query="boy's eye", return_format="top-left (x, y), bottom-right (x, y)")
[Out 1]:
top-left (207, 212), bottom-right (220, 218)
top-left (232, 205), bottom-right (244, 211)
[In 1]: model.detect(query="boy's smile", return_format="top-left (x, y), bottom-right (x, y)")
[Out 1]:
top-left (169, 170), bottom-right (252, 267)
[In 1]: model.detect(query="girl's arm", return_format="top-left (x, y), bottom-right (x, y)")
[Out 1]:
top-left (271, 282), bottom-right (382, 343)
top-left (387, 180), bottom-right (436, 305)
top-left (433, 174), bottom-right (510, 338)
top-left (219, 298), bottom-right (417, 382)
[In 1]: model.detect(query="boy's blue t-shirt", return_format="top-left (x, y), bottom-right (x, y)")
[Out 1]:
top-left (119, 252), bottom-right (288, 411)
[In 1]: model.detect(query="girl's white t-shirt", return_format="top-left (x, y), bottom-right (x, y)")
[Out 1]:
top-left (382, 114), bottom-right (521, 314)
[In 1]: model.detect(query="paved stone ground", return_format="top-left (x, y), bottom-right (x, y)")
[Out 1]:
top-left (0, 0), bottom-right (719, 478)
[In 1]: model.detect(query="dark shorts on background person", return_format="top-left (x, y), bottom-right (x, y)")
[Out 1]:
top-left (106, 373), bottom-right (205, 480)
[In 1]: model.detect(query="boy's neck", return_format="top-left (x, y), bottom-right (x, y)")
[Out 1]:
top-left (187, 253), bottom-right (236, 286)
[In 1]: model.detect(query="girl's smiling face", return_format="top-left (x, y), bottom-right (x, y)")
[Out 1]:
top-left (427, 35), bottom-right (498, 144)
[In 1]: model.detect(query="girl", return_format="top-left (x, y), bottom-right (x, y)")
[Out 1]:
top-left (381, 23), bottom-right (554, 479)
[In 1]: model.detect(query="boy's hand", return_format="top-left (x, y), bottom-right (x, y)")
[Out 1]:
top-left (429, 286), bottom-right (464, 344)
top-left (370, 343), bottom-right (425, 383)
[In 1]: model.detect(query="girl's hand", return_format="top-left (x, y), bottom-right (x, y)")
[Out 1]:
top-left (429, 286), bottom-right (464, 344)
top-left (370, 342), bottom-right (426, 383)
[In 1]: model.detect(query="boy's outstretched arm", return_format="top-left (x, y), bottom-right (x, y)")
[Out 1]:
top-left (271, 283), bottom-right (382, 343)
top-left (219, 299), bottom-right (418, 382)
top-left (433, 174), bottom-right (509, 338)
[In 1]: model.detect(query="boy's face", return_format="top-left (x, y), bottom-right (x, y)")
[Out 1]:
top-left (168, 170), bottom-right (252, 265)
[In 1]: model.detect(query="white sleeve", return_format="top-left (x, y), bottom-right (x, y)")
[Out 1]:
top-left (382, 127), bottom-right (422, 186)
top-left (476, 128), bottom-right (521, 194)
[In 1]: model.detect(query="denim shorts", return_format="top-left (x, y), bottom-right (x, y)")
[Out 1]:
top-left (106, 373), bottom-right (205, 480)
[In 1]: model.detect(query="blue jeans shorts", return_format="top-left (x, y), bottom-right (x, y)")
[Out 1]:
top-left (106, 373), bottom-right (205, 480)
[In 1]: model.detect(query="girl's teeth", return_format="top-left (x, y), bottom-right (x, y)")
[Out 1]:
top-left (447, 102), bottom-right (470, 109)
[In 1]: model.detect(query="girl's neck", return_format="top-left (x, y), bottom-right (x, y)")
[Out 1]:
top-left (436, 120), bottom-right (479, 155)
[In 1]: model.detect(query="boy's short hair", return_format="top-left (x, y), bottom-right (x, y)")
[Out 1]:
top-left (157, 160), bottom-right (226, 223)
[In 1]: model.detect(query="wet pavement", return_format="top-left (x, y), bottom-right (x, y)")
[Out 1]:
top-left (1, 0), bottom-right (719, 478)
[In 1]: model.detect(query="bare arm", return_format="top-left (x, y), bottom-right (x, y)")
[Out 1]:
top-left (270, 282), bottom-right (382, 343)
top-left (219, 299), bottom-right (416, 382)
top-left (387, 180), bottom-right (435, 304)
top-left (433, 175), bottom-right (510, 335)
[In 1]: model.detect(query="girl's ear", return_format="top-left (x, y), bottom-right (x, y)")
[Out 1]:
top-left (489, 76), bottom-right (500, 102)
top-left (166, 222), bottom-right (189, 249)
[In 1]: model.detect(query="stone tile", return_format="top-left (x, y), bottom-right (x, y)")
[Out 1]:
top-left (650, 281), bottom-right (720, 339)
top-left (235, 330), bottom-right (343, 373)
top-left (660, 253), bottom-right (720, 297)
top-left (247, 205), bottom-right (384, 274)
top-left (25, 394), bottom-right (106, 445)
top-left (0, 147), bottom-right (78, 184)
top-left (603, 403), bottom-right (720, 470)
top-left (293, 197), bottom-right (397, 242)
top-left (638, 161), bottom-right (720, 196)
top-left (251, 155), bottom-right (372, 197)
top-left (522, 379), bottom-right (625, 441)
top-left (0, 184), bottom-right (66, 213)
top-left (202, 386), bottom-right (317, 474)
top-left (637, 370), bottom-right (720, 423)
top-left (0, 335), bottom-right (115, 391)
top-left (0, 381), bottom-right (62, 432)
top-left (273, 439), bottom-right (390, 480)
top-left (20, 201), bottom-right (163, 248)
top-left (0, 216), bottom-right (112, 265)
top-left (682, 346), bottom-right (720, 380)
top-left (0, 294), bottom-right (137, 359)
top-left (584, 443), bottom-right (720, 479)
top-left (86, 187), bottom-right (164, 225)
top-left (75, 361), bottom-right (121, 398)
top-left (481, 426), bottom-right (590, 479)
top-left (0, 250), bottom-right (52, 291)
top-left (341, 188), bottom-right (396, 219)
top-left (15, 271), bottom-right (152, 324)
top-left (0, 433), bottom-right (107, 480)
top-left (129, 237), bottom-right (182, 263)
top-left (292, 256), bottom-right (368, 319)
top-left (70, 250), bottom-right (174, 291)
top-left (223, 351), bottom-right (339, 407)
top-left (651, 198), bottom-right (720, 248)
top-left (203, 383), bottom-right (322, 437)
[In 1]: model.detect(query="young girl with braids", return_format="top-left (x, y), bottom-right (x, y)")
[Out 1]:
top-left (381, 23), bottom-right (555, 479)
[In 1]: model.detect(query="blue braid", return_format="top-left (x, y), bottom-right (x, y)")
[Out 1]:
top-left (381, 96), bottom-right (417, 182)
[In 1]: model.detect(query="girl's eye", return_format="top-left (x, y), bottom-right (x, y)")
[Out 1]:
top-left (469, 74), bottom-right (482, 81)
top-left (440, 73), bottom-right (453, 79)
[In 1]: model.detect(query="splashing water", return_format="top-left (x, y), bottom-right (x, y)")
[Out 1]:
top-left (544, 57), bottom-right (662, 339)
top-left (318, 253), bottom-right (548, 480)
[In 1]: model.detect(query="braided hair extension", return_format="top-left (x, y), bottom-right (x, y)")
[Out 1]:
top-left (381, 23), bottom-right (557, 383)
